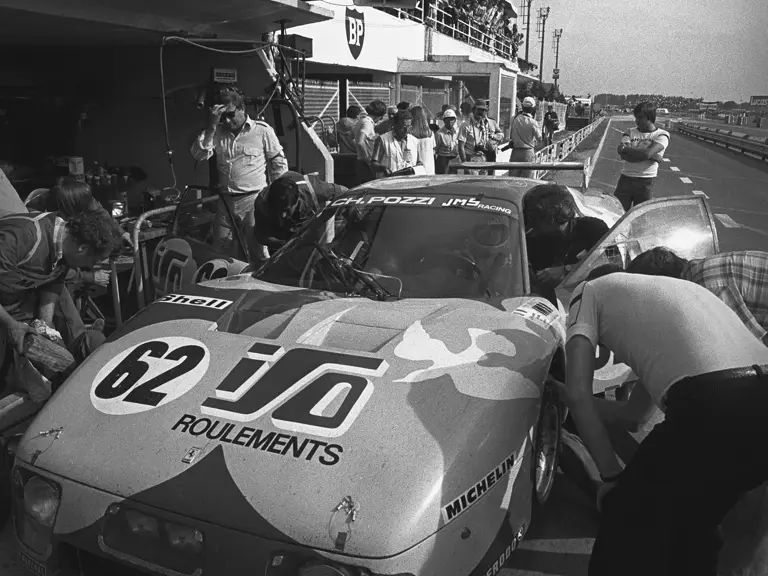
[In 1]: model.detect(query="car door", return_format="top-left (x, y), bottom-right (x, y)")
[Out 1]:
top-left (554, 195), bottom-right (719, 393)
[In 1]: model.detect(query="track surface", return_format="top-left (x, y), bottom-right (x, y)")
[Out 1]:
top-left (682, 118), bottom-right (768, 140)
top-left (2, 118), bottom-right (767, 576)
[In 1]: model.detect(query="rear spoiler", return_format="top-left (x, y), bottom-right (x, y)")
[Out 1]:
top-left (447, 160), bottom-right (591, 193)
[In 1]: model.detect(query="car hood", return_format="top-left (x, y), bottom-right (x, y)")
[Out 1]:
top-left (19, 279), bottom-right (563, 557)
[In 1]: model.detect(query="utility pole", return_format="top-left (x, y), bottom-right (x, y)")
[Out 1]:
top-left (521, 0), bottom-right (534, 64)
top-left (552, 28), bottom-right (562, 91)
top-left (536, 7), bottom-right (550, 88)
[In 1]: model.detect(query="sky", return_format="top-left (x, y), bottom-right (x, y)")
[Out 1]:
top-left (527, 0), bottom-right (768, 102)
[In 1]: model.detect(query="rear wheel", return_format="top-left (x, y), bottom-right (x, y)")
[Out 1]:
top-left (533, 390), bottom-right (561, 505)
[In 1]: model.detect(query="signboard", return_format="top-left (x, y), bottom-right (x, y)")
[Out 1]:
top-left (750, 96), bottom-right (768, 107)
top-left (213, 68), bottom-right (238, 84)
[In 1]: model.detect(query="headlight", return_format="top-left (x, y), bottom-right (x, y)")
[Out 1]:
top-left (166, 522), bottom-right (204, 554)
top-left (23, 476), bottom-right (61, 528)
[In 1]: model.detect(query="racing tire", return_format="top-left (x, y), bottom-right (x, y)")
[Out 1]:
top-left (532, 388), bottom-right (561, 506)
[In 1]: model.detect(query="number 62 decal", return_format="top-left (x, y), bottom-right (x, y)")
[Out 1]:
top-left (91, 337), bottom-right (389, 438)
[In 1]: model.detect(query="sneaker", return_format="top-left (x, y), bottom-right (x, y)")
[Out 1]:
top-left (88, 318), bottom-right (106, 333)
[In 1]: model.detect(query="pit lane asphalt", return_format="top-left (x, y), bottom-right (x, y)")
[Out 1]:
top-left (1, 119), bottom-right (766, 576)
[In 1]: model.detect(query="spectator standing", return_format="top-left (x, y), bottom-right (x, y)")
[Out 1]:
top-left (457, 100), bottom-right (504, 163)
top-left (627, 248), bottom-right (768, 346)
top-left (190, 86), bottom-right (287, 261)
top-left (458, 101), bottom-right (473, 131)
top-left (376, 105), bottom-right (398, 135)
top-left (354, 99), bottom-right (388, 184)
top-left (410, 106), bottom-right (436, 175)
top-left (434, 109), bottom-right (460, 174)
top-left (614, 101), bottom-right (670, 211)
top-left (543, 104), bottom-right (559, 146)
top-left (508, 96), bottom-right (542, 177)
top-left (371, 110), bottom-right (421, 176)
top-left (336, 105), bottom-right (362, 154)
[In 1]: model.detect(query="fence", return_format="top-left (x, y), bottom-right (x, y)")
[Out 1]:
top-left (529, 116), bottom-right (606, 180)
top-left (380, 0), bottom-right (519, 61)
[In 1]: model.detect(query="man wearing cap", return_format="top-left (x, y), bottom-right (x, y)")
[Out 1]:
top-left (457, 100), bottom-right (504, 168)
top-left (252, 172), bottom-right (347, 252)
top-left (434, 109), bottom-right (460, 174)
top-left (507, 96), bottom-right (542, 178)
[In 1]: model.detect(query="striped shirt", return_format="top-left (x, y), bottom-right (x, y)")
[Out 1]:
top-left (0, 212), bottom-right (68, 314)
top-left (682, 250), bottom-right (768, 343)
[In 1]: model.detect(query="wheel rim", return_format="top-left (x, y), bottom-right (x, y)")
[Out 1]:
top-left (535, 403), bottom-right (559, 501)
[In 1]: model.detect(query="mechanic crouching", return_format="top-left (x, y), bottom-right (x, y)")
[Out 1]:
top-left (252, 171), bottom-right (347, 252)
top-left (0, 211), bottom-right (123, 400)
top-left (554, 264), bottom-right (768, 576)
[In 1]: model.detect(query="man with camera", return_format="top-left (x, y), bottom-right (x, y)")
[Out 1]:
top-left (457, 100), bottom-right (504, 171)
top-left (190, 86), bottom-right (288, 262)
top-left (370, 110), bottom-right (422, 177)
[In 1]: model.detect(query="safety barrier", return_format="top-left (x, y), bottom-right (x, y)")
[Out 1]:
top-left (531, 116), bottom-right (606, 179)
top-left (676, 122), bottom-right (768, 161)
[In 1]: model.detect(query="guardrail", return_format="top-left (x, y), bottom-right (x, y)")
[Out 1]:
top-left (448, 161), bottom-right (590, 192)
top-left (531, 116), bottom-right (606, 179)
top-left (676, 122), bottom-right (768, 161)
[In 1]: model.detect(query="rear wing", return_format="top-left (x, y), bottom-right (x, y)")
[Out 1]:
top-left (447, 160), bottom-right (591, 192)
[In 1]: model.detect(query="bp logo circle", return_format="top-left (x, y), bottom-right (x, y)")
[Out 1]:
top-left (90, 337), bottom-right (210, 415)
top-left (345, 6), bottom-right (365, 60)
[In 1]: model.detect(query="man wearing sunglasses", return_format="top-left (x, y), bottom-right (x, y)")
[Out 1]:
top-left (191, 86), bottom-right (288, 261)
top-left (252, 171), bottom-right (346, 252)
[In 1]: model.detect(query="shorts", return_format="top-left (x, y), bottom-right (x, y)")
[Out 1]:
top-left (614, 174), bottom-right (655, 211)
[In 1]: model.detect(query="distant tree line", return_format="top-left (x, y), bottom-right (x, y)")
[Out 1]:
top-left (593, 94), bottom-right (751, 110)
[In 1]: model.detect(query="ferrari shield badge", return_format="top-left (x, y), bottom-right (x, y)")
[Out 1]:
top-left (182, 447), bottom-right (202, 465)
top-left (345, 7), bottom-right (365, 60)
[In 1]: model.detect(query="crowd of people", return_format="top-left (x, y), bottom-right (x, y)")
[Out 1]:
top-left (382, 0), bottom-right (523, 59)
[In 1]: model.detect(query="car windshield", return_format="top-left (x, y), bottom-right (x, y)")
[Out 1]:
top-left (255, 190), bottom-right (524, 300)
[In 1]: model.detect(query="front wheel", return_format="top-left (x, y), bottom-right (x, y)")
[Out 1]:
top-left (532, 390), bottom-right (562, 505)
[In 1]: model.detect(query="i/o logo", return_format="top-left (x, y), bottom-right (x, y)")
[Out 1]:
top-left (345, 7), bottom-right (365, 60)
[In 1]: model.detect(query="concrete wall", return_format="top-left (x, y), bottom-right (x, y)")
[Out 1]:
top-left (0, 44), bottom-right (330, 191)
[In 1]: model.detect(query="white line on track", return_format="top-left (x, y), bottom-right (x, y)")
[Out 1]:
top-left (662, 158), bottom-right (671, 162)
top-left (692, 190), bottom-right (709, 198)
top-left (715, 214), bottom-right (741, 228)
top-left (670, 166), bottom-right (680, 172)
top-left (680, 177), bottom-right (693, 184)
top-left (588, 118), bottom-right (612, 181)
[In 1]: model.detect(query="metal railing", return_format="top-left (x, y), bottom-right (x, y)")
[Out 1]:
top-left (379, 0), bottom-right (520, 61)
top-left (532, 116), bottom-right (605, 179)
top-left (676, 122), bottom-right (768, 160)
top-left (448, 161), bottom-right (590, 191)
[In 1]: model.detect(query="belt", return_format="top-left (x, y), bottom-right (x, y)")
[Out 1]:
top-left (684, 364), bottom-right (768, 383)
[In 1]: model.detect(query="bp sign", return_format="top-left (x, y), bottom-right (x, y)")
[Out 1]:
top-left (346, 7), bottom-right (365, 60)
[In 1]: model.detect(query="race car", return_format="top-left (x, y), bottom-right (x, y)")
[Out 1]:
top-left (10, 175), bottom-right (719, 576)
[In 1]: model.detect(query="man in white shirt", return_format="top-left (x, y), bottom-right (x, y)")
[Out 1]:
top-left (505, 96), bottom-right (542, 177)
top-left (190, 86), bottom-right (288, 261)
top-left (370, 110), bottom-right (421, 176)
top-left (562, 267), bottom-right (768, 576)
top-left (614, 101), bottom-right (670, 211)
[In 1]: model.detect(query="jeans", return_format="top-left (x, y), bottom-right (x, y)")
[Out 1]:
top-left (510, 148), bottom-right (535, 177)
top-left (589, 368), bottom-right (768, 576)
top-left (214, 191), bottom-right (268, 264)
top-left (614, 174), bottom-right (655, 211)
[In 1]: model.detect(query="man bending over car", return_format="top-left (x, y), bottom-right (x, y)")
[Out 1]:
top-left (252, 171), bottom-right (346, 254)
top-left (555, 265), bottom-right (768, 576)
top-left (524, 184), bottom-right (608, 300)
top-left (627, 247), bottom-right (768, 346)
top-left (0, 210), bottom-right (122, 374)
